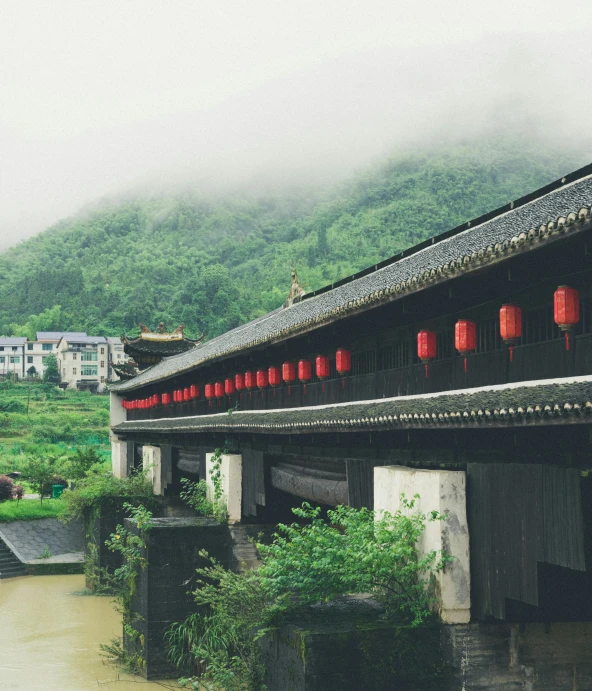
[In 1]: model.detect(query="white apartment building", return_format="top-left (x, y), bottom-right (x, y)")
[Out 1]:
top-left (57, 335), bottom-right (109, 392)
top-left (0, 337), bottom-right (27, 379)
top-left (25, 331), bottom-right (89, 378)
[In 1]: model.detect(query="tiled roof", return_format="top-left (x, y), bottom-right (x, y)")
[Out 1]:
top-left (112, 165), bottom-right (592, 393)
top-left (0, 337), bottom-right (27, 346)
top-left (37, 331), bottom-right (88, 341)
top-left (112, 376), bottom-right (592, 435)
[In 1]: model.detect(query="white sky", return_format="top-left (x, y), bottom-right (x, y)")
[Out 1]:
top-left (1, 0), bottom-right (592, 251)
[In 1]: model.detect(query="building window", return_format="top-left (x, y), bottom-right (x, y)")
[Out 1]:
top-left (0, 357), bottom-right (4, 364)
top-left (100, 361), bottom-right (105, 368)
top-left (100, 376), bottom-right (105, 383)
top-left (42, 343), bottom-right (53, 351)
top-left (100, 347), bottom-right (105, 355)
top-left (81, 351), bottom-right (97, 361)
top-left (81, 365), bottom-right (98, 376)
top-left (9, 357), bottom-right (20, 364)
top-left (11, 347), bottom-right (17, 352)
top-left (63, 368), bottom-right (66, 376)
top-left (73, 352), bottom-right (77, 360)
top-left (73, 368), bottom-right (77, 375)
top-left (27, 343), bottom-right (33, 351)
top-left (27, 356), bottom-right (33, 364)
top-left (0, 347), bottom-right (3, 351)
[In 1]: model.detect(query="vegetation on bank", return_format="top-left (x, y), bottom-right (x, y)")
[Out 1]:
top-left (0, 138), bottom-right (584, 340)
top-left (0, 380), bottom-right (110, 483)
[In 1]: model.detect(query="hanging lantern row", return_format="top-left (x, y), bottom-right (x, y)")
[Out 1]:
top-left (126, 285), bottom-right (581, 411)
top-left (124, 349), bottom-right (354, 411)
top-left (414, 285), bottom-right (581, 374)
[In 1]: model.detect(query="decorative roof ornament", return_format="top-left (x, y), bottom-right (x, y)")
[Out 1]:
top-left (283, 268), bottom-right (306, 308)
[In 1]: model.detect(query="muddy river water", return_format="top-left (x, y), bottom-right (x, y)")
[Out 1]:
top-left (0, 574), bottom-right (179, 690)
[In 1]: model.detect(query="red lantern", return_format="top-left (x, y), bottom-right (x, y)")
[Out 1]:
top-left (417, 330), bottom-right (436, 378)
top-left (172, 390), bottom-right (178, 403)
top-left (256, 369), bottom-right (268, 389)
top-left (245, 371), bottom-right (256, 390)
top-left (225, 377), bottom-right (235, 395)
top-left (298, 359), bottom-right (312, 382)
top-left (183, 387), bottom-right (190, 402)
top-left (499, 305), bottom-right (522, 342)
top-left (268, 365), bottom-right (281, 387)
top-left (162, 393), bottom-right (171, 405)
top-left (455, 320), bottom-right (476, 373)
top-left (336, 348), bottom-right (351, 375)
top-left (131, 400), bottom-right (137, 410)
top-left (500, 305), bottom-right (522, 361)
top-left (153, 394), bottom-right (161, 406)
top-left (554, 286), bottom-right (580, 350)
top-left (205, 384), bottom-right (214, 400)
top-left (282, 362), bottom-right (296, 383)
top-left (190, 384), bottom-right (198, 399)
top-left (316, 355), bottom-right (330, 380)
top-left (235, 373), bottom-right (245, 391)
top-left (215, 381), bottom-right (224, 398)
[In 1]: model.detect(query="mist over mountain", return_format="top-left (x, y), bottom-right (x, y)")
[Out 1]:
top-left (0, 134), bottom-right (588, 341)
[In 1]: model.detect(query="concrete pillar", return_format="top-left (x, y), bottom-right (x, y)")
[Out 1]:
top-left (110, 392), bottom-right (128, 478)
top-left (205, 452), bottom-right (242, 523)
top-left (110, 391), bottom-right (127, 429)
top-left (374, 466), bottom-right (470, 624)
top-left (143, 445), bottom-right (163, 495)
top-left (112, 440), bottom-right (129, 478)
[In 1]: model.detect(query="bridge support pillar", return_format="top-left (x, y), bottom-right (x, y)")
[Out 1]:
top-left (374, 465), bottom-right (471, 624)
top-left (205, 452), bottom-right (242, 522)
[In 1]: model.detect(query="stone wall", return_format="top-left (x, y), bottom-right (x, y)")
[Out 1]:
top-left (262, 610), bottom-right (592, 691)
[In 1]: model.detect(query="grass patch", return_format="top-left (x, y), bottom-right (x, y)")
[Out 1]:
top-left (0, 498), bottom-right (65, 522)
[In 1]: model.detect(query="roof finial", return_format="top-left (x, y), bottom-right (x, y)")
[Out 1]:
top-left (284, 268), bottom-right (306, 308)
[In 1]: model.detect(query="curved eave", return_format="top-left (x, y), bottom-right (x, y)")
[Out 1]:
top-left (112, 375), bottom-right (592, 436)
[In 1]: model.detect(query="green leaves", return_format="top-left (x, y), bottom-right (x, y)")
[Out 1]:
top-left (257, 500), bottom-right (447, 626)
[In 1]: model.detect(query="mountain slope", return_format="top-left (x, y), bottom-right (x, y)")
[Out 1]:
top-left (0, 138), bottom-right (586, 339)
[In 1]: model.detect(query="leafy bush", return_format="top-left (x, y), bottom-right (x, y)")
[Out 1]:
top-left (0, 475), bottom-right (14, 502)
top-left (168, 498), bottom-right (450, 690)
top-left (0, 399), bottom-right (27, 413)
top-left (258, 499), bottom-right (448, 625)
top-left (61, 472), bottom-right (156, 522)
top-left (67, 447), bottom-right (104, 479)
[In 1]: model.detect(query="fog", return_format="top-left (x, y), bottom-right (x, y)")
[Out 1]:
top-left (1, 0), bottom-right (592, 252)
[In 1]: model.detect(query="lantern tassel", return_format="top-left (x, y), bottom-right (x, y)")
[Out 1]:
top-left (288, 385), bottom-right (291, 396)
top-left (304, 384), bottom-right (307, 395)
top-left (425, 364), bottom-right (429, 378)
top-left (464, 357), bottom-right (468, 373)
top-left (341, 377), bottom-right (345, 389)
top-left (509, 346), bottom-right (513, 362)
top-left (322, 382), bottom-right (325, 393)
top-left (273, 388), bottom-right (276, 398)
top-left (565, 331), bottom-right (570, 351)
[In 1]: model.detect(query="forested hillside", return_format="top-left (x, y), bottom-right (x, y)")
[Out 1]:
top-left (0, 138), bottom-right (585, 340)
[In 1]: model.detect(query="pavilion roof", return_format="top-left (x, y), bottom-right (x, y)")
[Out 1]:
top-left (111, 164), bottom-right (592, 393)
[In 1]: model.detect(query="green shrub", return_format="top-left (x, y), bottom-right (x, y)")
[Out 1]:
top-left (167, 498), bottom-right (450, 690)
top-left (0, 475), bottom-right (14, 502)
top-left (61, 472), bottom-right (156, 522)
